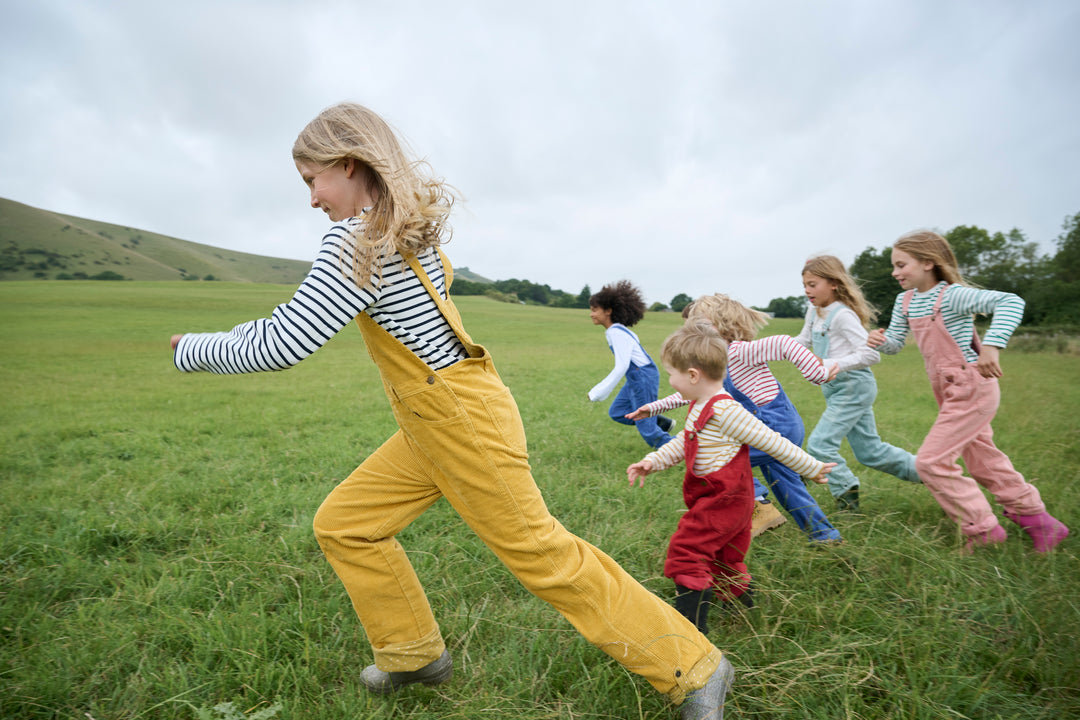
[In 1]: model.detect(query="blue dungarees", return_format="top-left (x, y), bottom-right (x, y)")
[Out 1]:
top-left (723, 375), bottom-right (841, 542)
top-left (606, 325), bottom-right (672, 449)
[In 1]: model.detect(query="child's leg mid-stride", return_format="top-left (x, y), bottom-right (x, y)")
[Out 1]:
top-left (665, 459), bottom-right (755, 603)
top-left (748, 404), bottom-right (840, 542)
top-left (845, 405), bottom-right (920, 483)
top-left (759, 460), bottom-right (841, 542)
top-left (918, 370), bottom-right (1060, 545)
top-left (314, 357), bottom-right (722, 705)
top-left (806, 372), bottom-right (873, 499)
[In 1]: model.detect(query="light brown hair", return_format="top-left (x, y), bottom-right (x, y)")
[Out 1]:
top-left (893, 229), bottom-right (966, 285)
top-left (685, 293), bottom-right (769, 342)
top-left (292, 102), bottom-right (457, 289)
top-left (660, 321), bottom-right (729, 381)
top-left (802, 255), bottom-right (877, 328)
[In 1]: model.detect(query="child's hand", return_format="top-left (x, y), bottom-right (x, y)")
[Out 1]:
top-left (627, 460), bottom-right (653, 488)
top-left (826, 362), bottom-right (839, 382)
top-left (170, 334), bottom-right (184, 350)
top-left (867, 328), bottom-right (886, 348)
top-left (976, 345), bottom-right (1003, 378)
top-left (625, 406), bottom-right (651, 421)
top-left (809, 462), bottom-right (837, 484)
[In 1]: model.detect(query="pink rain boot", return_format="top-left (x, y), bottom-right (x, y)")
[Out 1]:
top-left (1004, 510), bottom-right (1069, 553)
top-left (963, 524), bottom-right (1008, 555)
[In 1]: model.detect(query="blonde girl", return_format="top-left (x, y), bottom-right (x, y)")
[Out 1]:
top-left (868, 230), bottom-right (1068, 553)
top-left (630, 294), bottom-right (841, 543)
top-left (170, 102), bottom-right (733, 720)
top-left (795, 255), bottom-right (922, 512)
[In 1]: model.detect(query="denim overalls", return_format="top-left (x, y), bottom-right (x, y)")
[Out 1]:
top-left (806, 306), bottom-right (920, 498)
top-left (723, 376), bottom-right (841, 542)
top-left (312, 249), bottom-right (721, 703)
top-left (605, 325), bottom-right (672, 449)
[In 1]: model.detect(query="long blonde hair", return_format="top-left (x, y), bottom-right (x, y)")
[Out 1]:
top-left (685, 293), bottom-right (769, 342)
top-left (292, 102), bottom-right (456, 289)
top-left (893, 230), bottom-right (966, 286)
top-left (802, 255), bottom-right (877, 328)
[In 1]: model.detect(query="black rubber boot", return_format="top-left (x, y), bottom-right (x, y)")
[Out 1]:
top-left (674, 585), bottom-right (713, 634)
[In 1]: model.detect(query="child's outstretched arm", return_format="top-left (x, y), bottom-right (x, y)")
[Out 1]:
top-left (626, 460), bottom-right (654, 487)
top-left (588, 328), bottom-right (635, 402)
top-left (626, 433), bottom-right (686, 486)
top-left (809, 462), bottom-right (838, 483)
top-left (625, 392), bottom-right (687, 421)
top-left (709, 399), bottom-right (830, 482)
top-left (739, 335), bottom-right (834, 385)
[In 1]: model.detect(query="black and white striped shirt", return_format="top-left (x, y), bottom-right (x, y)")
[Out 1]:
top-left (173, 220), bottom-right (468, 375)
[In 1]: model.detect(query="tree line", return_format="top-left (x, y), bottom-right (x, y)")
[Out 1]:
top-left (759, 212), bottom-right (1080, 327)
top-left (450, 212), bottom-right (1079, 328)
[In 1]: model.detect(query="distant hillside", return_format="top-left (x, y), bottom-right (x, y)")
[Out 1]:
top-left (0, 197), bottom-right (493, 285)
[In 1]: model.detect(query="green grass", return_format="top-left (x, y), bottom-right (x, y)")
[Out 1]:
top-left (2, 281), bottom-right (1078, 720)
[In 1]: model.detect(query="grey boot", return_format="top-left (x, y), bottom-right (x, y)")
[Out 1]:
top-left (359, 649), bottom-right (453, 694)
top-left (681, 655), bottom-right (735, 720)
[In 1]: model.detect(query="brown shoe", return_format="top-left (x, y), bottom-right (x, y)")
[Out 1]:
top-left (750, 500), bottom-right (786, 538)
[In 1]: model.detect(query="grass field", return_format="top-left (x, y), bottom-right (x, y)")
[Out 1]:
top-left (2, 281), bottom-right (1078, 720)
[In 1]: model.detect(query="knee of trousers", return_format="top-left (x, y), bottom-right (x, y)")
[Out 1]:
top-left (915, 449), bottom-right (954, 479)
top-left (805, 432), bottom-right (839, 460)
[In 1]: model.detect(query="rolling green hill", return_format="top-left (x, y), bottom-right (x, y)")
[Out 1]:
top-left (0, 197), bottom-right (494, 285)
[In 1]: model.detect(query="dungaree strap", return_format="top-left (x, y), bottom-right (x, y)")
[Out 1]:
top-left (722, 375), bottom-right (754, 411)
top-left (609, 324), bottom-right (654, 366)
top-left (402, 248), bottom-right (479, 358)
top-left (821, 305), bottom-right (844, 330)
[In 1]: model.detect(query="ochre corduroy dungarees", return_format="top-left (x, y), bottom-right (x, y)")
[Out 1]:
top-left (312, 250), bottom-right (721, 702)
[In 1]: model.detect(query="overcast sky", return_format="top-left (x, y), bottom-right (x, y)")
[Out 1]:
top-left (2, 1), bottom-right (1078, 308)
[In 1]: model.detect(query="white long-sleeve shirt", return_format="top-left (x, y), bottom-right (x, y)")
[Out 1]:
top-left (588, 323), bottom-right (651, 402)
top-left (174, 219), bottom-right (468, 374)
top-left (794, 302), bottom-right (880, 374)
top-left (644, 396), bottom-right (826, 479)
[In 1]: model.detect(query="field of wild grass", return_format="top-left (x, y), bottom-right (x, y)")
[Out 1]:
top-left (2, 281), bottom-right (1078, 720)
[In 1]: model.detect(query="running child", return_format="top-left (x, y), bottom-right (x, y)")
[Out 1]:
top-left (795, 255), bottom-right (922, 512)
top-left (588, 280), bottom-right (673, 448)
top-left (630, 293), bottom-right (842, 543)
top-left (868, 230), bottom-right (1069, 554)
top-left (627, 321), bottom-right (834, 634)
top-left (170, 102), bottom-right (733, 720)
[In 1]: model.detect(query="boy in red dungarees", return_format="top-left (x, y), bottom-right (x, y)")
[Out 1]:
top-left (628, 322), bottom-right (835, 633)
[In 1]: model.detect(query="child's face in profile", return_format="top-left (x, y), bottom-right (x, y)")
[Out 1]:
top-left (296, 158), bottom-right (374, 222)
top-left (802, 272), bottom-right (838, 308)
top-left (890, 249), bottom-right (937, 293)
top-left (664, 363), bottom-right (694, 399)
top-left (589, 305), bottom-right (612, 327)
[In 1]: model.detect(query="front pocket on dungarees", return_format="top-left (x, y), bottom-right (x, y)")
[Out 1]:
top-left (940, 367), bottom-right (976, 403)
top-left (391, 376), bottom-right (466, 424)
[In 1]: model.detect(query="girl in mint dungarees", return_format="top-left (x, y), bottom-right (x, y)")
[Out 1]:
top-left (796, 256), bottom-right (921, 512)
top-left (869, 230), bottom-right (1068, 554)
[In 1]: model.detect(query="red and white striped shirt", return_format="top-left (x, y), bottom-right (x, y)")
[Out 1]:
top-left (644, 334), bottom-right (827, 415)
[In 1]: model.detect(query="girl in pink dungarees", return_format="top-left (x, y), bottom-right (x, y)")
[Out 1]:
top-left (868, 230), bottom-right (1069, 554)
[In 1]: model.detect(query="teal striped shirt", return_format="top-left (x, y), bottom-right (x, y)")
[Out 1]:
top-left (878, 282), bottom-right (1025, 362)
